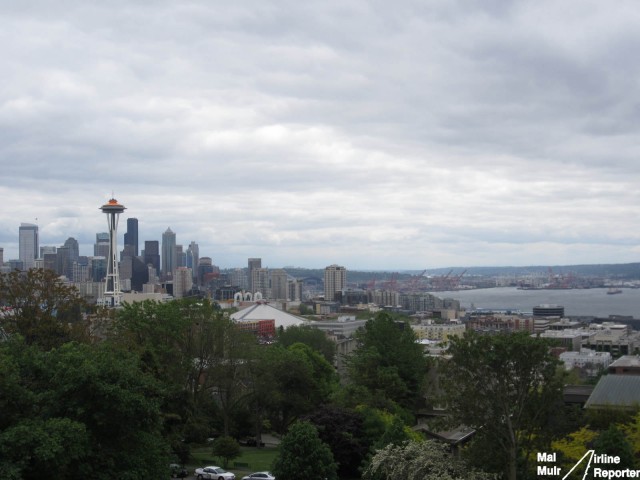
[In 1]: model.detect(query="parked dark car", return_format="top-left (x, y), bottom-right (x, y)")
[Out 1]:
top-left (239, 437), bottom-right (265, 447)
top-left (170, 463), bottom-right (188, 478)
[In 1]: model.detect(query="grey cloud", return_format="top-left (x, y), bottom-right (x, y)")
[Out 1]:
top-left (1, 1), bottom-right (640, 268)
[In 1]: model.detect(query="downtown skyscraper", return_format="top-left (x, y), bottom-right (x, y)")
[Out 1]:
top-left (19, 223), bottom-right (38, 270)
top-left (162, 227), bottom-right (176, 279)
top-left (124, 218), bottom-right (139, 257)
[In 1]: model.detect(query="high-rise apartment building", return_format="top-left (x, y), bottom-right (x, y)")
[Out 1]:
top-left (324, 264), bottom-right (347, 302)
top-left (124, 218), bottom-right (139, 256)
top-left (174, 266), bottom-right (193, 299)
top-left (270, 269), bottom-right (289, 300)
top-left (230, 268), bottom-right (248, 290)
top-left (252, 267), bottom-right (270, 298)
top-left (19, 223), bottom-right (39, 270)
top-left (248, 258), bottom-right (262, 293)
top-left (289, 279), bottom-right (302, 302)
top-left (162, 227), bottom-right (176, 279)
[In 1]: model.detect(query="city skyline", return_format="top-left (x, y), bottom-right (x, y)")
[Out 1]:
top-left (2, 2), bottom-right (640, 270)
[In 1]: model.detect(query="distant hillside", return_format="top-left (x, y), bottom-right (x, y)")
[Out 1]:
top-left (276, 263), bottom-right (640, 283)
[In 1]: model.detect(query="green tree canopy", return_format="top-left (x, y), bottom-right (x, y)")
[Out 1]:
top-left (347, 312), bottom-right (428, 411)
top-left (303, 404), bottom-right (371, 478)
top-left (248, 343), bottom-right (337, 434)
top-left (272, 421), bottom-right (338, 480)
top-left (442, 331), bottom-right (562, 480)
top-left (0, 268), bottom-right (89, 349)
top-left (277, 324), bottom-right (336, 363)
top-left (112, 298), bottom-right (258, 439)
top-left (211, 436), bottom-right (241, 468)
top-left (0, 337), bottom-right (168, 480)
top-left (594, 425), bottom-right (636, 468)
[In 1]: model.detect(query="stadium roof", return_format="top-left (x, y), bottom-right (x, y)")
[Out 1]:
top-left (230, 302), bottom-right (308, 329)
top-left (585, 374), bottom-right (640, 410)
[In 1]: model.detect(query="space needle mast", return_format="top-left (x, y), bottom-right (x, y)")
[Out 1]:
top-left (100, 197), bottom-right (126, 307)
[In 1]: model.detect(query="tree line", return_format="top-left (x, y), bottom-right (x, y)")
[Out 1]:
top-left (0, 268), bottom-right (638, 479)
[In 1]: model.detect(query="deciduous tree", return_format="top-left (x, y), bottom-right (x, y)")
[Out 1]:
top-left (211, 436), bottom-right (241, 469)
top-left (442, 331), bottom-right (562, 480)
top-left (0, 337), bottom-right (168, 480)
top-left (304, 405), bottom-right (370, 478)
top-left (278, 324), bottom-right (336, 363)
top-left (364, 439), bottom-right (494, 480)
top-left (0, 268), bottom-right (88, 349)
top-left (248, 343), bottom-right (338, 434)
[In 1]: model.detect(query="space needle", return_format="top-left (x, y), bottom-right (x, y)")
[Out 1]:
top-left (100, 197), bottom-right (126, 307)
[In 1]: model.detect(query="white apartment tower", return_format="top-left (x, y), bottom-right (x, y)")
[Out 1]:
top-left (324, 264), bottom-right (347, 302)
top-left (174, 266), bottom-right (193, 299)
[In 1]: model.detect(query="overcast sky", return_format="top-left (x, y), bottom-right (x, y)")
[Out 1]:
top-left (2, 0), bottom-right (640, 270)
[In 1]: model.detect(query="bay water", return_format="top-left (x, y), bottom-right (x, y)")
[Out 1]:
top-left (437, 287), bottom-right (640, 318)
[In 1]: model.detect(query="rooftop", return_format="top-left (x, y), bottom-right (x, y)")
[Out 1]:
top-left (609, 355), bottom-right (640, 369)
top-left (231, 302), bottom-right (307, 329)
top-left (585, 375), bottom-right (640, 409)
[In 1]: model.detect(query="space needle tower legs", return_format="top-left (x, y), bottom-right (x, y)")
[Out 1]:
top-left (100, 197), bottom-right (126, 307)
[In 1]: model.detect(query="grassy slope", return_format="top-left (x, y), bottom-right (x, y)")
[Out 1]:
top-left (190, 445), bottom-right (279, 473)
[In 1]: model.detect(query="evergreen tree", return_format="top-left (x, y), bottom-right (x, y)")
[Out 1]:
top-left (272, 421), bottom-right (338, 480)
top-left (347, 312), bottom-right (427, 411)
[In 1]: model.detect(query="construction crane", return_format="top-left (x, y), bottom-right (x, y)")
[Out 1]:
top-left (431, 269), bottom-right (453, 290)
top-left (450, 269), bottom-right (467, 290)
top-left (404, 269), bottom-right (427, 294)
top-left (382, 272), bottom-right (399, 292)
top-left (366, 276), bottom-right (377, 291)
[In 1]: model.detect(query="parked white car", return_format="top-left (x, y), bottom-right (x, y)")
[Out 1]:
top-left (195, 465), bottom-right (236, 480)
top-left (241, 472), bottom-right (275, 480)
